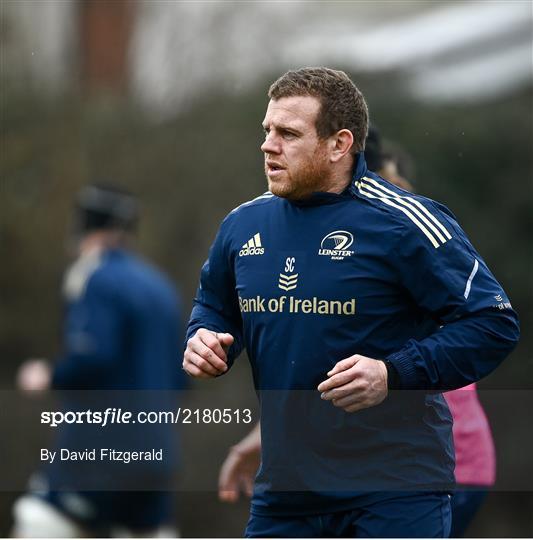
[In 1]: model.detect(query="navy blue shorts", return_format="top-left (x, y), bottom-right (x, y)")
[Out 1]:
top-left (245, 492), bottom-right (451, 538)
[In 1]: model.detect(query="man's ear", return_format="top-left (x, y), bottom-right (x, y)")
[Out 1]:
top-left (329, 129), bottom-right (354, 163)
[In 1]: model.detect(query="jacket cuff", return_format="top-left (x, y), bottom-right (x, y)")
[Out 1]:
top-left (386, 345), bottom-right (420, 389)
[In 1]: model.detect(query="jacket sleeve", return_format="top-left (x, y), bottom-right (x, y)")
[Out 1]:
top-left (186, 216), bottom-right (244, 366)
top-left (52, 276), bottom-right (123, 389)
top-left (386, 201), bottom-right (520, 390)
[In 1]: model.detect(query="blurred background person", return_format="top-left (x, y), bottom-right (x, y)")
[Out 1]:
top-left (217, 127), bottom-right (498, 538)
top-left (12, 184), bottom-right (187, 537)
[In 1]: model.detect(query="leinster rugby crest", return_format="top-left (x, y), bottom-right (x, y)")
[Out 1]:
top-left (318, 230), bottom-right (355, 260)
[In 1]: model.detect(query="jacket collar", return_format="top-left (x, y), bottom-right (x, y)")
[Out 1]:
top-left (352, 152), bottom-right (368, 181)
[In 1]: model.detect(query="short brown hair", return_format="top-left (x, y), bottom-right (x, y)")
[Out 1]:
top-left (268, 67), bottom-right (369, 153)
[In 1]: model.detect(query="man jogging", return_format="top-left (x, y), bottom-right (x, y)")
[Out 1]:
top-left (183, 67), bottom-right (519, 537)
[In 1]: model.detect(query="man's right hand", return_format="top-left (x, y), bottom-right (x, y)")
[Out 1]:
top-left (183, 328), bottom-right (234, 378)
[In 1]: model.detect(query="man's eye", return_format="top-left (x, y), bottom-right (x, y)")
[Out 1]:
top-left (283, 132), bottom-right (296, 139)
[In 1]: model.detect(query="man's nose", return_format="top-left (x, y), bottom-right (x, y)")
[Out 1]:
top-left (261, 133), bottom-right (281, 154)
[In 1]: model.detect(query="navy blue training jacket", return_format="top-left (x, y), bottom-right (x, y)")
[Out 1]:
top-left (46, 248), bottom-right (187, 493)
top-left (53, 248), bottom-right (186, 391)
top-left (187, 155), bottom-right (519, 515)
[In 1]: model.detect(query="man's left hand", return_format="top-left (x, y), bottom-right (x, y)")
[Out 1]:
top-left (317, 355), bottom-right (388, 413)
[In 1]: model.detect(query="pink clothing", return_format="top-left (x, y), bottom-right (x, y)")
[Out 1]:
top-left (444, 383), bottom-right (496, 486)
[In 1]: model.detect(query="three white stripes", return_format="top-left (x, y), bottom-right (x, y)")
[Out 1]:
top-left (356, 177), bottom-right (452, 248)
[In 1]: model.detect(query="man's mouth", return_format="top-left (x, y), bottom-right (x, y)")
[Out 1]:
top-left (266, 162), bottom-right (286, 174)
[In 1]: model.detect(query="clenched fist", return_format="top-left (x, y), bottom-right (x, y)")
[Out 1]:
top-left (183, 328), bottom-right (234, 378)
top-left (317, 354), bottom-right (388, 413)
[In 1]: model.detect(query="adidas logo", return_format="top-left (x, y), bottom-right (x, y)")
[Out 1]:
top-left (239, 233), bottom-right (265, 257)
